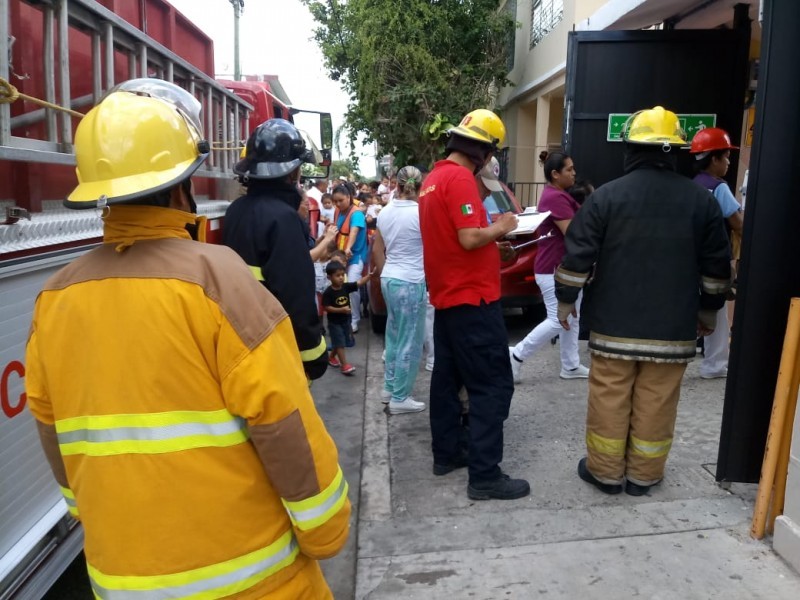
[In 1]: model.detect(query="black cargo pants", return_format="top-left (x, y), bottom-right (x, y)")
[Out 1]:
top-left (430, 300), bottom-right (514, 484)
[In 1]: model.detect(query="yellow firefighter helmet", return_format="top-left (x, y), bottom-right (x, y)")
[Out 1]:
top-left (447, 109), bottom-right (506, 149)
top-left (622, 106), bottom-right (688, 148)
top-left (66, 79), bottom-right (209, 208)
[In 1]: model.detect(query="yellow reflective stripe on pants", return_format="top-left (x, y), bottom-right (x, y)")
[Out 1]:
top-left (586, 432), bottom-right (626, 456)
top-left (55, 409), bottom-right (249, 457)
top-left (248, 265), bottom-right (264, 281)
top-left (282, 467), bottom-right (349, 531)
top-left (87, 530), bottom-right (298, 600)
top-left (628, 435), bottom-right (673, 459)
top-left (59, 485), bottom-right (79, 518)
top-left (299, 336), bottom-right (327, 363)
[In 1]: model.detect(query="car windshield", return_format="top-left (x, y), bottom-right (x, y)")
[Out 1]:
top-left (483, 190), bottom-right (516, 215)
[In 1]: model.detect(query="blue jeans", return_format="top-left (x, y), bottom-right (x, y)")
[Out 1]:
top-left (381, 278), bottom-right (427, 402)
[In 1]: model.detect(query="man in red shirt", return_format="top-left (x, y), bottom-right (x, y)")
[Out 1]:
top-left (419, 109), bottom-right (530, 501)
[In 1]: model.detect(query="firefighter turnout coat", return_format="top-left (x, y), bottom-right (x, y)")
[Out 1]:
top-left (26, 206), bottom-right (350, 599)
top-left (555, 153), bottom-right (732, 361)
top-left (224, 180), bottom-right (328, 380)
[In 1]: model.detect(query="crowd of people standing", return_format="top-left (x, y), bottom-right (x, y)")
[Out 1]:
top-left (304, 107), bottom-right (738, 505)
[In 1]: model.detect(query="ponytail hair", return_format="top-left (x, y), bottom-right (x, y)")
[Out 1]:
top-left (332, 183), bottom-right (352, 199)
top-left (542, 150), bottom-right (571, 183)
top-left (397, 165), bottom-right (423, 198)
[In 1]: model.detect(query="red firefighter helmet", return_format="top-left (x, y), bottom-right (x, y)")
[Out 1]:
top-left (689, 127), bottom-right (739, 154)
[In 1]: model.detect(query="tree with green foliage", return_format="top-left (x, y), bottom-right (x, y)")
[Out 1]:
top-left (302, 157), bottom-right (361, 181)
top-left (301, 0), bottom-right (514, 168)
top-left (329, 158), bottom-right (362, 180)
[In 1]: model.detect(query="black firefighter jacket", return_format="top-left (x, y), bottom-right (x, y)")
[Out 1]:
top-left (555, 151), bottom-right (732, 363)
top-left (224, 180), bottom-right (328, 379)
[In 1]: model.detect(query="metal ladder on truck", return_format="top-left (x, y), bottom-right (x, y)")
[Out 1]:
top-left (0, 0), bottom-right (252, 255)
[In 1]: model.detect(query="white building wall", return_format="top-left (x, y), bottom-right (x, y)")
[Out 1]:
top-left (774, 393), bottom-right (800, 572)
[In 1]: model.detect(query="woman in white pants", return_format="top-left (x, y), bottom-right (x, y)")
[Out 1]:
top-left (510, 152), bottom-right (589, 383)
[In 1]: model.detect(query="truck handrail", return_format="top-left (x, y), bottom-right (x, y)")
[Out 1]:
top-left (0, 0), bottom-right (253, 178)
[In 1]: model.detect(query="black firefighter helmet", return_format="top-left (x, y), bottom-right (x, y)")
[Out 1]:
top-left (234, 118), bottom-right (316, 180)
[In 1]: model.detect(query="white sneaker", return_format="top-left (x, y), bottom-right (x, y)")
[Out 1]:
top-left (560, 364), bottom-right (590, 379)
top-left (425, 362), bottom-right (434, 372)
top-left (380, 389), bottom-right (391, 404)
top-left (509, 347), bottom-right (522, 384)
top-left (388, 397), bottom-right (426, 414)
top-left (352, 324), bottom-right (359, 334)
top-left (700, 369), bottom-right (727, 379)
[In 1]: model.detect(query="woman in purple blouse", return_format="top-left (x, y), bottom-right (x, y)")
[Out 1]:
top-left (509, 151), bottom-right (590, 383)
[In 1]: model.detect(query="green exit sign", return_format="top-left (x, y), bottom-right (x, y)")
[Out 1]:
top-left (607, 113), bottom-right (717, 142)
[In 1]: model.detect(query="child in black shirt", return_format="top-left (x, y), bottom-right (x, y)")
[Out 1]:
top-left (322, 261), bottom-right (372, 375)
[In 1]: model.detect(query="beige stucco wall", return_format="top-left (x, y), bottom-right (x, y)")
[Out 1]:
top-left (501, 0), bottom-right (607, 105)
top-left (548, 99), bottom-right (565, 147)
top-left (499, 0), bottom-right (607, 182)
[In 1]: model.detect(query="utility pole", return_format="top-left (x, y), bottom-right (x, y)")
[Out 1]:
top-left (230, 0), bottom-right (244, 81)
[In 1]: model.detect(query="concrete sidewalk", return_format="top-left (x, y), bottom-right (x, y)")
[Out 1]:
top-left (353, 313), bottom-right (800, 599)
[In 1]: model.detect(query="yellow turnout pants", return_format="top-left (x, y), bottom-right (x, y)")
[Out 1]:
top-left (585, 356), bottom-right (687, 486)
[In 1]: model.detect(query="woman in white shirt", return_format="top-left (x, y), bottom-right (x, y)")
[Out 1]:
top-left (373, 166), bottom-right (427, 415)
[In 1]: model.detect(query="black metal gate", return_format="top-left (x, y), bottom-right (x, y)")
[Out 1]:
top-left (716, 0), bottom-right (800, 483)
top-left (563, 26), bottom-right (750, 188)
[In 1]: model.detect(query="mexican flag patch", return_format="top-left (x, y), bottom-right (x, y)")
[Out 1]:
top-left (460, 204), bottom-right (474, 215)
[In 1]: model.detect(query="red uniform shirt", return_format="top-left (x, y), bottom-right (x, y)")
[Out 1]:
top-left (419, 159), bottom-right (501, 309)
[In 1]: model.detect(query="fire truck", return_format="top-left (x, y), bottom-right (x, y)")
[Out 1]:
top-left (0, 1), bottom-right (331, 597)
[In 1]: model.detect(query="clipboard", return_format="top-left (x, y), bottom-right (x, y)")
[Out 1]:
top-left (510, 210), bottom-right (550, 235)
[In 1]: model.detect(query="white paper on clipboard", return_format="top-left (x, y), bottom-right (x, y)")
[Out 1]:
top-left (511, 210), bottom-right (550, 235)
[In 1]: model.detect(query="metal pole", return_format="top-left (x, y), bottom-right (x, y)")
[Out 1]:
top-left (104, 22), bottom-right (114, 89)
top-left (0, 0), bottom-right (8, 146)
top-left (92, 32), bottom-right (102, 103)
top-left (234, 102), bottom-right (240, 153)
top-left (43, 5), bottom-right (57, 141)
top-left (206, 86), bottom-right (214, 168)
top-left (139, 44), bottom-right (147, 78)
top-left (232, 0), bottom-right (241, 81)
top-left (57, 0), bottom-right (72, 145)
top-left (221, 95), bottom-right (228, 171)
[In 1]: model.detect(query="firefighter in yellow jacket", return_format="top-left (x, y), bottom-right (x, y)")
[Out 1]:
top-left (24, 79), bottom-right (350, 599)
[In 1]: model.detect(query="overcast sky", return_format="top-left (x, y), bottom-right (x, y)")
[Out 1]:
top-left (168, 0), bottom-right (377, 177)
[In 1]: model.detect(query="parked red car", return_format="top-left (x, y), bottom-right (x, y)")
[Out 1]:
top-left (367, 182), bottom-right (543, 333)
